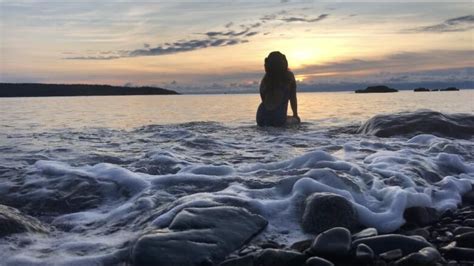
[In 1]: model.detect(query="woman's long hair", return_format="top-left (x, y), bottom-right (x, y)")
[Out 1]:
top-left (264, 51), bottom-right (289, 90)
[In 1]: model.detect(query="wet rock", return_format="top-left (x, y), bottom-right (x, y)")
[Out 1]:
top-left (305, 256), bottom-right (334, 266)
top-left (290, 239), bottom-right (312, 253)
top-left (302, 193), bottom-right (358, 234)
top-left (220, 254), bottom-right (255, 266)
top-left (454, 232), bottom-right (474, 248)
top-left (355, 243), bottom-right (374, 262)
top-left (255, 249), bottom-right (306, 266)
top-left (441, 245), bottom-right (474, 261)
top-left (308, 227), bottom-right (351, 257)
top-left (131, 206), bottom-right (267, 266)
top-left (356, 111), bottom-right (474, 139)
top-left (353, 227), bottom-right (378, 240)
top-left (379, 249), bottom-right (403, 260)
top-left (0, 204), bottom-right (49, 237)
top-left (403, 207), bottom-right (439, 227)
top-left (405, 228), bottom-right (430, 240)
top-left (395, 247), bottom-right (441, 266)
top-left (352, 234), bottom-right (433, 256)
top-left (454, 226), bottom-right (474, 235)
top-left (259, 240), bottom-right (281, 249)
top-left (464, 219), bottom-right (474, 227)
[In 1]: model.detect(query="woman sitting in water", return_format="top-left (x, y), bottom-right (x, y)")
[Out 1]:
top-left (256, 51), bottom-right (300, 127)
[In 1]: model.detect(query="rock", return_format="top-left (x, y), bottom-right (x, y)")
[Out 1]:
top-left (355, 243), bottom-right (374, 262)
top-left (403, 207), bottom-right (439, 227)
top-left (302, 193), bottom-right (358, 234)
top-left (379, 249), bottom-right (403, 261)
top-left (0, 204), bottom-right (49, 237)
top-left (131, 206), bottom-right (268, 266)
top-left (453, 226), bottom-right (474, 235)
top-left (454, 232), bottom-right (474, 248)
top-left (395, 247), bottom-right (441, 266)
top-left (462, 190), bottom-right (474, 205)
top-left (356, 111), bottom-right (474, 139)
top-left (259, 240), bottom-right (281, 249)
top-left (305, 256), bottom-right (334, 266)
top-left (220, 254), bottom-right (255, 266)
top-left (405, 228), bottom-right (430, 240)
top-left (308, 227), bottom-right (352, 257)
top-left (290, 239), bottom-right (313, 252)
top-left (355, 85), bottom-right (398, 93)
top-left (353, 227), bottom-right (378, 240)
top-left (255, 249), bottom-right (306, 266)
top-left (464, 219), bottom-right (474, 227)
top-left (442, 246), bottom-right (474, 261)
top-left (352, 234), bottom-right (433, 256)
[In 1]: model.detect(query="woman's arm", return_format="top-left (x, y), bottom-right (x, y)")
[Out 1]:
top-left (289, 72), bottom-right (299, 119)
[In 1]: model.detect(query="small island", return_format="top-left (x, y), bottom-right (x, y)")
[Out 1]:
top-left (414, 87), bottom-right (430, 92)
top-left (355, 85), bottom-right (398, 93)
top-left (0, 83), bottom-right (179, 97)
top-left (440, 87), bottom-right (459, 91)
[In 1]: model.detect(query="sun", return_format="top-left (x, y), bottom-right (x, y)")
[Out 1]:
top-left (287, 49), bottom-right (317, 68)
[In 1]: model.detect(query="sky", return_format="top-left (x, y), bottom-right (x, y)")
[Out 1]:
top-left (0, 0), bottom-right (473, 93)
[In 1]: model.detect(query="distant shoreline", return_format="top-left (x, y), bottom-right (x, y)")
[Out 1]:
top-left (0, 83), bottom-right (179, 98)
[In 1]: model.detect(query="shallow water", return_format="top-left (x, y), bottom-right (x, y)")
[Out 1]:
top-left (0, 91), bottom-right (473, 265)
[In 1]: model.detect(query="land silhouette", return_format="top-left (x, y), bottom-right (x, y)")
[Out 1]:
top-left (0, 83), bottom-right (178, 97)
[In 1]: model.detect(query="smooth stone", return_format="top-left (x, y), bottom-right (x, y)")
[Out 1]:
top-left (353, 228), bottom-right (378, 240)
top-left (355, 243), bottom-right (374, 262)
top-left (462, 189), bottom-right (474, 205)
top-left (219, 254), bottom-right (255, 266)
top-left (0, 204), bottom-right (49, 237)
top-left (309, 227), bottom-right (352, 257)
top-left (442, 246), bottom-right (474, 261)
top-left (305, 256), bottom-right (334, 266)
top-left (131, 206), bottom-right (268, 266)
top-left (302, 192), bottom-right (359, 234)
top-left (464, 219), bottom-right (474, 227)
top-left (379, 249), bottom-right (403, 261)
top-left (405, 228), bottom-right (430, 240)
top-left (255, 248), bottom-right (306, 266)
top-left (454, 232), bottom-right (474, 248)
top-left (403, 207), bottom-right (439, 226)
top-left (454, 226), bottom-right (474, 235)
top-left (352, 234), bottom-right (433, 256)
top-left (394, 247), bottom-right (441, 266)
top-left (290, 239), bottom-right (313, 253)
top-left (259, 240), bottom-right (281, 249)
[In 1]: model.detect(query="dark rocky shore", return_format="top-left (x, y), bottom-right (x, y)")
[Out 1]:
top-left (216, 188), bottom-right (474, 266)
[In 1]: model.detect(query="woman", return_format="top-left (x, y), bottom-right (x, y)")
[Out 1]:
top-left (256, 51), bottom-right (300, 127)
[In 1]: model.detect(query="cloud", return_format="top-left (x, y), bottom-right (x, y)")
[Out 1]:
top-left (405, 15), bottom-right (474, 33)
top-left (280, 14), bottom-right (329, 23)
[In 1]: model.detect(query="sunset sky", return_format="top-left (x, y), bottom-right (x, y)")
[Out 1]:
top-left (1, 0), bottom-right (473, 93)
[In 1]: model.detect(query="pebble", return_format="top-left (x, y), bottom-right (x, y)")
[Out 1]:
top-left (255, 249), bottom-right (306, 266)
top-left (309, 227), bottom-right (351, 257)
top-left (441, 246), bottom-right (474, 261)
top-left (355, 243), bottom-right (374, 262)
top-left (219, 254), bottom-right (255, 266)
top-left (406, 228), bottom-right (430, 239)
top-left (290, 239), bottom-right (312, 253)
top-left (305, 256), bottom-right (334, 266)
top-left (454, 226), bottom-right (474, 235)
top-left (353, 227), bottom-right (378, 240)
top-left (454, 232), bottom-right (474, 248)
top-left (379, 249), bottom-right (403, 260)
top-left (352, 234), bottom-right (433, 256)
top-left (464, 219), bottom-right (474, 227)
top-left (394, 247), bottom-right (441, 266)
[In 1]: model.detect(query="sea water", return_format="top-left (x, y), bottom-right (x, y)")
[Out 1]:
top-left (0, 90), bottom-right (473, 265)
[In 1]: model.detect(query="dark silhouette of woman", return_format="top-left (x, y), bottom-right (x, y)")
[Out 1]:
top-left (256, 51), bottom-right (300, 126)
